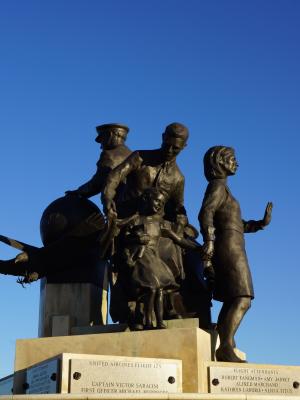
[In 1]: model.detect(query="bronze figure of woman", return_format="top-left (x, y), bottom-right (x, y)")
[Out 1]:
top-left (199, 146), bottom-right (273, 362)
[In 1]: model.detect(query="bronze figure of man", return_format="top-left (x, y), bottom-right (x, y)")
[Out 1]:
top-left (103, 123), bottom-right (189, 323)
top-left (103, 122), bottom-right (188, 221)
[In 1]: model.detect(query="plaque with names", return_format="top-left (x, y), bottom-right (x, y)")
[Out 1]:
top-left (209, 365), bottom-right (300, 396)
top-left (69, 356), bottom-right (182, 395)
top-left (26, 358), bottom-right (59, 394)
top-left (0, 375), bottom-right (14, 395)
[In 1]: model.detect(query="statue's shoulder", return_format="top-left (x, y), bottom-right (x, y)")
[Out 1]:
top-left (133, 149), bottom-right (161, 165)
top-left (172, 162), bottom-right (184, 182)
top-left (98, 145), bottom-right (132, 169)
top-left (205, 179), bottom-right (227, 198)
top-left (115, 144), bottom-right (132, 158)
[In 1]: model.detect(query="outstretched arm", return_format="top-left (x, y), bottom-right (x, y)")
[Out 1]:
top-left (65, 157), bottom-right (108, 198)
top-left (161, 228), bottom-right (202, 251)
top-left (243, 202), bottom-right (273, 233)
top-left (103, 151), bottom-right (143, 214)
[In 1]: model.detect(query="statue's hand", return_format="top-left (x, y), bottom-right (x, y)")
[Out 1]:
top-left (202, 240), bottom-right (214, 260)
top-left (262, 202), bottom-right (273, 227)
top-left (138, 234), bottom-right (150, 245)
top-left (105, 199), bottom-right (117, 218)
top-left (107, 209), bottom-right (117, 221)
top-left (204, 261), bottom-right (215, 291)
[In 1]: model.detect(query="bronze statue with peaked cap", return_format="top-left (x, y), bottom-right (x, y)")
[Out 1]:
top-left (66, 123), bottom-right (132, 206)
top-left (199, 146), bottom-right (273, 362)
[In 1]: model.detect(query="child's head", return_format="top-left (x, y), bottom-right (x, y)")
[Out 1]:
top-left (140, 188), bottom-right (166, 214)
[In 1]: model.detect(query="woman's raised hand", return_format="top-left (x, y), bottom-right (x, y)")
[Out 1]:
top-left (262, 202), bottom-right (273, 227)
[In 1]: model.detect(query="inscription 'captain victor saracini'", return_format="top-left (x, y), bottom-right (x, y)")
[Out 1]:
top-left (80, 381), bottom-right (163, 395)
top-left (91, 382), bottom-right (159, 389)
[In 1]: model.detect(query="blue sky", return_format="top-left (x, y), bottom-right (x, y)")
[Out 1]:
top-left (0, 0), bottom-right (299, 377)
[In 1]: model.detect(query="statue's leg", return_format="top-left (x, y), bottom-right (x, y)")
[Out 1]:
top-left (144, 289), bottom-right (156, 329)
top-left (131, 299), bottom-right (144, 331)
top-left (216, 296), bottom-right (251, 362)
top-left (216, 302), bottom-right (236, 348)
top-left (155, 289), bottom-right (166, 329)
top-left (164, 291), bottom-right (182, 319)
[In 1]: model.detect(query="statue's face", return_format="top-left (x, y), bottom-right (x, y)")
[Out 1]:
top-left (222, 151), bottom-right (238, 175)
top-left (161, 135), bottom-right (186, 161)
top-left (149, 192), bottom-right (165, 213)
top-left (101, 129), bottom-right (126, 149)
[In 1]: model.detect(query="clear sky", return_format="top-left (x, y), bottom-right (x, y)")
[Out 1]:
top-left (0, 0), bottom-right (299, 377)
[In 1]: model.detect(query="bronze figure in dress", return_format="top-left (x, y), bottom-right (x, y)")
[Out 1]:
top-left (115, 187), bottom-right (201, 330)
top-left (199, 145), bottom-right (273, 362)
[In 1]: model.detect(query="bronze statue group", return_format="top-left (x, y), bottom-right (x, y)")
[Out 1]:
top-left (68, 122), bottom-right (272, 362)
top-left (0, 122), bottom-right (273, 363)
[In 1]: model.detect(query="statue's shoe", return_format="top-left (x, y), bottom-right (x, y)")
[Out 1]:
top-left (131, 323), bottom-right (144, 331)
top-left (144, 324), bottom-right (155, 330)
top-left (164, 310), bottom-right (182, 319)
top-left (216, 345), bottom-right (247, 363)
top-left (156, 322), bottom-right (167, 329)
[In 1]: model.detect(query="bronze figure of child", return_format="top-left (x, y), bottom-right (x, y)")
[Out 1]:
top-left (121, 188), bottom-right (200, 330)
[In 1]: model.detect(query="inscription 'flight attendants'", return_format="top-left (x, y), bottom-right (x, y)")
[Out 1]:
top-left (209, 366), bottom-right (300, 396)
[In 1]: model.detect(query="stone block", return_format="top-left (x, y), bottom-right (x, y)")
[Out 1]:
top-left (51, 315), bottom-right (75, 336)
top-left (71, 318), bottom-right (200, 336)
top-left (38, 280), bottom-right (108, 337)
top-left (14, 327), bottom-right (211, 393)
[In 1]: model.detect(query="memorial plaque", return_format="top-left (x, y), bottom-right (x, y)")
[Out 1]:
top-left (209, 366), bottom-right (300, 396)
top-left (0, 375), bottom-right (13, 395)
top-left (69, 356), bottom-right (182, 395)
top-left (26, 358), bottom-right (59, 394)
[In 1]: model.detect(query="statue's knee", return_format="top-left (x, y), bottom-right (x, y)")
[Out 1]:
top-left (241, 297), bottom-right (251, 312)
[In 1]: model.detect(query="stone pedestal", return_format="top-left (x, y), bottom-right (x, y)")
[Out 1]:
top-left (14, 327), bottom-right (211, 394)
top-left (38, 275), bottom-right (108, 337)
top-left (12, 320), bottom-right (300, 398)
